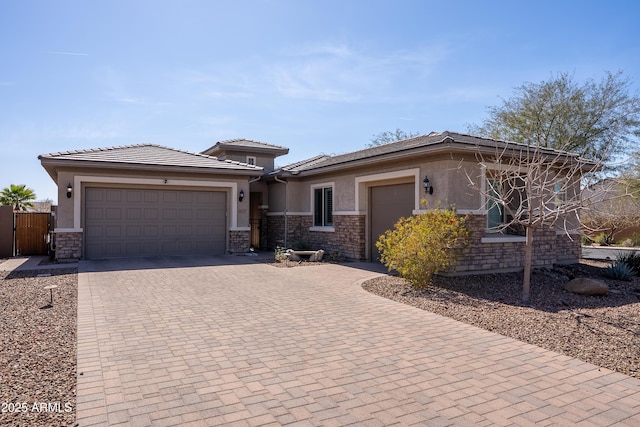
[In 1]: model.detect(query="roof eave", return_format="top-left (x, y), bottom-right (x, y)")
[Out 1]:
top-left (204, 145), bottom-right (290, 157)
top-left (272, 139), bottom-right (593, 177)
top-left (38, 158), bottom-right (264, 177)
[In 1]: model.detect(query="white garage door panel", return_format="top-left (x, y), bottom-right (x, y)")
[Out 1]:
top-left (85, 188), bottom-right (226, 259)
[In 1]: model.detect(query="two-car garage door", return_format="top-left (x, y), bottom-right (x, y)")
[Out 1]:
top-left (84, 188), bottom-right (226, 259)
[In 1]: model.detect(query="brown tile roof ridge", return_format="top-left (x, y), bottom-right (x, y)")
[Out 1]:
top-left (272, 130), bottom-right (587, 174)
top-left (215, 138), bottom-right (289, 150)
top-left (40, 143), bottom-right (160, 158)
top-left (39, 143), bottom-right (263, 170)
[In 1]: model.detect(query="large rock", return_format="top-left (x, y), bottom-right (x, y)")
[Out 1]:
top-left (309, 250), bottom-right (324, 262)
top-left (564, 278), bottom-right (609, 296)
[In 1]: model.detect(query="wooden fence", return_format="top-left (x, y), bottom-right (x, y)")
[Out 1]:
top-left (0, 209), bottom-right (54, 257)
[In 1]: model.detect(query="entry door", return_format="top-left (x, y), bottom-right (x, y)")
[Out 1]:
top-left (369, 183), bottom-right (415, 261)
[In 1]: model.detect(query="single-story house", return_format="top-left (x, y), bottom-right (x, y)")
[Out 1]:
top-left (39, 131), bottom-right (584, 272)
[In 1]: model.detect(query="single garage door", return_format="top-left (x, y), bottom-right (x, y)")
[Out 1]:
top-left (370, 183), bottom-right (415, 262)
top-left (85, 188), bottom-right (226, 259)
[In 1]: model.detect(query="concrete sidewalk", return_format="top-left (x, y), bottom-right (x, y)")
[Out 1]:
top-left (0, 255), bottom-right (79, 272)
top-left (77, 256), bottom-right (640, 426)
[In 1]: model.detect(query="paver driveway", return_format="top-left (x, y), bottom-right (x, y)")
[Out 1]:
top-left (77, 256), bottom-right (640, 426)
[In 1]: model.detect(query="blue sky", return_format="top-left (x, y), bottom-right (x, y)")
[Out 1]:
top-left (1, 0), bottom-right (639, 202)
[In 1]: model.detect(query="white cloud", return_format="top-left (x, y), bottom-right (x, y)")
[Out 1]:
top-left (171, 42), bottom-right (453, 104)
top-left (202, 90), bottom-right (253, 99)
top-left (269, 42), bottom-right (451, 102)
top-left (46, 51), bottom-right (89, 56)
top-left (95, 66), bottom-right (148, 105)
top-left (2, 123), bottom-right (124, 147)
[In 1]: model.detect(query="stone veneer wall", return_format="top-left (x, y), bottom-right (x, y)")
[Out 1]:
top-left (266, 214), bottom-right (366, 260)
top-left (266, 212), bottom-right (581, 269)
top-left (455, 214), bottom-right (581, 273)
top-left (555, 232), bottom-right (582, 264)
top-left (54, 231), bottom-right (83, 260)
top-left (229, 230), bottom-right (250, 253)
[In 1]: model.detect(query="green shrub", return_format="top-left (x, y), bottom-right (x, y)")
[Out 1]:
top-left (376, 205), bottom-right (470, 289)
top-left (629, 232), bottom-right (640, 247)
top-left (274, 246), bottom-right (288, 262)
top-left (581, 235), bottom-right (593, 246)
top-left (326, 251), bottom-right (344, 263)
top-left (604, 262), bottom-right (636, 281)
top-left (619, 238), bottom-right (634, 247)
top-left (594, 233), bottom-right (614, 246)
top-left (616, 251), bottom-right (640, 275)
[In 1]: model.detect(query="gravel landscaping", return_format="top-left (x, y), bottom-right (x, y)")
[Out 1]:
top-left (363, 260), bottom-right (640, 379)
top-left (0, 268), bottom-right (77, 427)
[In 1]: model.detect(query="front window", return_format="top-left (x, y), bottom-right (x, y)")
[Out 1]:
top-left (486, 175), bottom-right (526, 235)
top-left (554, 182), bottom-right (566, 207)
top-left (487, 179), bottom-right (505, 229)
top-left (314, 187), bottom-right (333, 227)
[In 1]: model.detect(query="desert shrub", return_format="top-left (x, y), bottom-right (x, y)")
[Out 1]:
top-left (629, 232), bottom-right (640, 247)
top-left (326, 251), bottom-right (344, 263)
top-left (594, 233), bottom-right (614, 246)
top-left (604, 261), bottom-right (636, 281)
top-left (581, 235), bottom-right (593, 246)
top-left (376, 205), bottom-right (470, 289)
top-left (616, 251), bottom-right (640, 275)
top-left (619, 238), bottom-right (634, 247)
top-left (274, 246), bottom-right (288, 262)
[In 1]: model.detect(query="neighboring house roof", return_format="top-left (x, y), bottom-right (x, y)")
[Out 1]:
top-left (273, 131), bottom-right (591, 176)
top-left (202, 138), bottom-right (290, 157)
top-left (39, 144), bottom-right (263, 179)
top-left (25, 201), bottom-right (52, 213)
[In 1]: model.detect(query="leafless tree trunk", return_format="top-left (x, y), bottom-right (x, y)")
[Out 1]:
top-left (466, 137), bottom-right (608, 301)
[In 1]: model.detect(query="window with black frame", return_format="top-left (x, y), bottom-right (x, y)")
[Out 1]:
top-left (313, 187), bottom-right (333, 227)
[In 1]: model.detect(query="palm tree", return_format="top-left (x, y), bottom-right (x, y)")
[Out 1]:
top-left (0, 184), bottom-right (37, 211)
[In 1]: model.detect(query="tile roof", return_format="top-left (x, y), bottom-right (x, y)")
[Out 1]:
top-left (202, 138), bottom-right (289, 156)
top-left (39, 144), bottom-right (263, 173)
top-left (273, 131), bottom-right (584, 175)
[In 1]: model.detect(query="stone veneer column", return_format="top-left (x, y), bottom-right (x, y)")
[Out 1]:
top-left (229, 230), bottom-right (250, 253)
top-left (54, 231), bottom-right (83, 260)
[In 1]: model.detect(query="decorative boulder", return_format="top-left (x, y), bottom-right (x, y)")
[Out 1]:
top-left (285, 249), bottom-right (301, 261)
top-left (309, 250), bottom-right (324, 262)
top-left (564, 278), bottom-right (609, 296)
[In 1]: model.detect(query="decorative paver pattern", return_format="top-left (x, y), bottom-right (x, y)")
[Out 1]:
top-left (77, 257), bottom-right (640, 426)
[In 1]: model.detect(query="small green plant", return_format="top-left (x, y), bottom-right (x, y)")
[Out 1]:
top-left (594, 233), bottom-right (614, 246)
top-left (376, 203), bottom-right (470, 289)
top-left (326, 251), bottom-right (344, 263)
top-left (581, 235), bottom-right (593, 246)
top-left (629, 232), bottom-right (640, 247)
top-left (274, 246), bottom-right (288, 262)
top-left (616, 251), bottom-right (640, 275)
top-left (604, 262), bottom-right (636, 281)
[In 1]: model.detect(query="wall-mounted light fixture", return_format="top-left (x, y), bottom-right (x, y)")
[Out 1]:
top-left (66, 183), bottom-right (73, 199)
top-left (239, 189), bottom-right (245, 202)
top-left (423, 176), bottom-right (433, 195)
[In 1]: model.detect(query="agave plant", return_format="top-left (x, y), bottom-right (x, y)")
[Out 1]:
top-left (616, 251), bottom-right (640, 275)
top-left (604, 262), bottom-right (636, 281)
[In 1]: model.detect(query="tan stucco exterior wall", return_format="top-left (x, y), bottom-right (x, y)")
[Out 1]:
top-left (268, 153), bottom-right (486, 214)
top-left (217, 151), bottom-right (277, 173)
